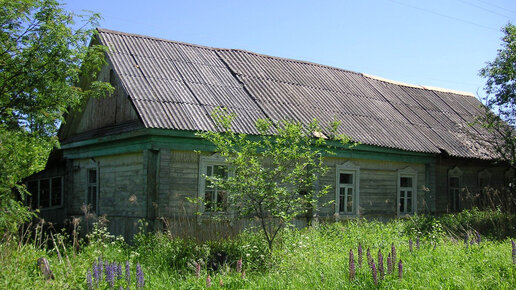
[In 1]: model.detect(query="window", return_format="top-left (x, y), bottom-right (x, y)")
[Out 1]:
top-left (335, 161), bottom-right (360, 216)
top-left (87, 169), bottom-right (98, 213)
top-left (448, 166), bottom-right (463, 212)
top-left (26, 177), bottom-right (63, 209)
top-left (398, 167), bottom-right (417, 216)
top-left (199, 156), bottom-right (229, 213)
top-left (478, 169), bottom-right (491, 192)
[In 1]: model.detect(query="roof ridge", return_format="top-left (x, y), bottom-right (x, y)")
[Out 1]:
top-left (362, 73), bottom-right (475, 97)
top-left (97, 27), bottom-right (218, 51)
top-left (218, 48), bottom-right (361, 75)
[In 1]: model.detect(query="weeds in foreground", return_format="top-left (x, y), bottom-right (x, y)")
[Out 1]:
top-left (1, 212), bottom-right (516, 289)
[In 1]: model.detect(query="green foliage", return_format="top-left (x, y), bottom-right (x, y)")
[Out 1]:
top-left (0, 0), bottom-right (113, 234)
top-left (198, 108), bottom-right (351, 250)
top-left (478, 23), bottom-right (516, 168)
top-left (2, 214), bottom-right (516, 289)
top-left (439, 208), bottom-right (516, 240)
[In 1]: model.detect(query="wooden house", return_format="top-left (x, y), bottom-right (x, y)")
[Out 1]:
top-left (26, 28), bottom-right (511, 238)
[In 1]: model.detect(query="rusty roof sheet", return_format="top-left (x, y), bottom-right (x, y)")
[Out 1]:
top-left (96, 28), bottom-right (496, 159)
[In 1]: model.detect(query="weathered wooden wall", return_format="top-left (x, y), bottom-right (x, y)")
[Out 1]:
top-left (70, 152), bottom-right (145, 238)
top-left (435, 157), bottom-right (508, 214)
top-left (60, 65), bottom-right (139, 140)
top-left (156, 150), bottom-right (430, 220)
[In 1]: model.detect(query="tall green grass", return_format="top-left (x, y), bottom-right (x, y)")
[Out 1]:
top-left (1, 211), bottom-right (515, 289)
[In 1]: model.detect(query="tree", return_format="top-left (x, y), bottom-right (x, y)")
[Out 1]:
top-left (0, 0), bottom-right (112, 235)
top-left (198, 108), bottom-right (350, 250)
top-left (478, 23), bottom-right (516, 169)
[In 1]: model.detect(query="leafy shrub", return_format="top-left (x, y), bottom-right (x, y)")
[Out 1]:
top-left (439, 208), bottom-right (516, 240)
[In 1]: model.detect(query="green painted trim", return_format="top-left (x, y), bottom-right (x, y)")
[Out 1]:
top-left (62, 128), bottom-right (436, 163)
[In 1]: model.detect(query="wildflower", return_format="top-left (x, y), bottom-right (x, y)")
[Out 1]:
top-left (391, 243), bottom-right (396, 266)
top-left (464, 233), bottom-right (469, 245)
top-left (371, 260), bottom-right (378, 285)
top-left (398, 259), bottom-right (403, 279)
top-left (105, 262), bottom-right (115, 289)
top-left (116, 263), bottom-right (122, 280)
top-left (377, 249), bottom-right (384, 279)
top-left (87, 270), bottom-right (93, 290)
top-left (512, 240), bottom-right (516, 264)
top-left (195, 262), bottom-right (201, 278)
top-left (387, 253), bottom-right (392, 274)
top-left (125, 260), bottom-right (131, 285)
top-left (409, 239), bottom-right (413, 252)
top-left (236, 258), bottom-right (243, 273)
top-left (206, 275), bottom-right (212, 288)
top-left (358, 243), bottom-right (363, 267)
top-left (219, 277), bottom-right (224, 287)
top-left (416, 236), bottom-right (420, 250)
top-left (349, 249), bottom-right (355, 281)
top-left (93, 262), bottom-right (100, 286)
top-left (367, 248), bottom-right (373, 267)
top-left (136, 263), bottom-right (144, 289)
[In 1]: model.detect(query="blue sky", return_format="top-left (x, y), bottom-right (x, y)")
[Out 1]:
top-left (65, 0), bottom-right (516, 99)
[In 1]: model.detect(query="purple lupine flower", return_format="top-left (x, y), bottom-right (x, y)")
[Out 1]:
top-left (119, 286), bottom-right (123, 290)
top-left (136, 263), bottom-right (144, 289)
top-left (358, 244), bottom-right (363, 267)
top-left (512, 240), bottom-right (516, 264)
top-left (236, 258), bottom-right (242, 273)
top-left (98, 257), bottom-right (104, 281)
top-left (470, 238), bottom-right (474, 245)
top-left (125, 260), bottom-right (131, 285)
top-left (206, 275), bottom-right (212, 288)
top-left (116, 263), bottom-right (122, 280)
top-left (398, 259), bottom-right (403, 279)
top-left (106, 262), bottom-right (115, 289)
top-left (87, 270), bottom-right (93, 290)
top-left (93, 262), bottom-right (100, 286)
top-left (464, 233), bottom-right (469, 245)
top-left (366, 248), bottom-right (373, 267)
top-left (476, 231), bottom-right (481, 244)
top-left (409, 239), bottom-right (413, 252)
top-left (416, 236), bottom-right (420, 250)
top-left (391, 243), bottom-right (397, 266)
top-left (371, 260), bottom-right (378, 285)
top-left (387, 253), bottom-right (392, 274)
top-left (349, 249), bottom-right (356, 281)
top-left (195, 262), bottom-right (201, 278)
top-left (378, 249), bottom-right (384, 279)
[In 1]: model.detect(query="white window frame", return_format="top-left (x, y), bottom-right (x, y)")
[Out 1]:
top-left (86, 167), bottom-right (99, 213)
top-left (448, 166), bottom-right (463, 212)
top-left (27, 177), bottom-right (64, 210)
top-left (335, 161), bottom-right (360, 217)
top-left (397, 167), bottom-right (417, 216)
top-left (199, 155), bottom-right (230, 213)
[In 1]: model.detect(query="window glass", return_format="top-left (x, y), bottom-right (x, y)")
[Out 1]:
top-left (87, 169), bottom-right (97, 212)
top-left (203, 164), bottom-right (228, 212)
top-left (400, 177), bottom-right (412, 188)
top-left (39, 179), bottom-right (50, 208)
top-left (51, 177), bottom-right (62, 207)
top-left (340, 173), bottom-right (353, 185)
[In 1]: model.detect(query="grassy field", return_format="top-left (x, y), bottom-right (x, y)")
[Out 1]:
top-left (1, 210), bottom-right (515, 289)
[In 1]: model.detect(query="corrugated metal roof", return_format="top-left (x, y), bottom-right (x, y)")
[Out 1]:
top-left (96, 28), bottom-right (496, 159)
